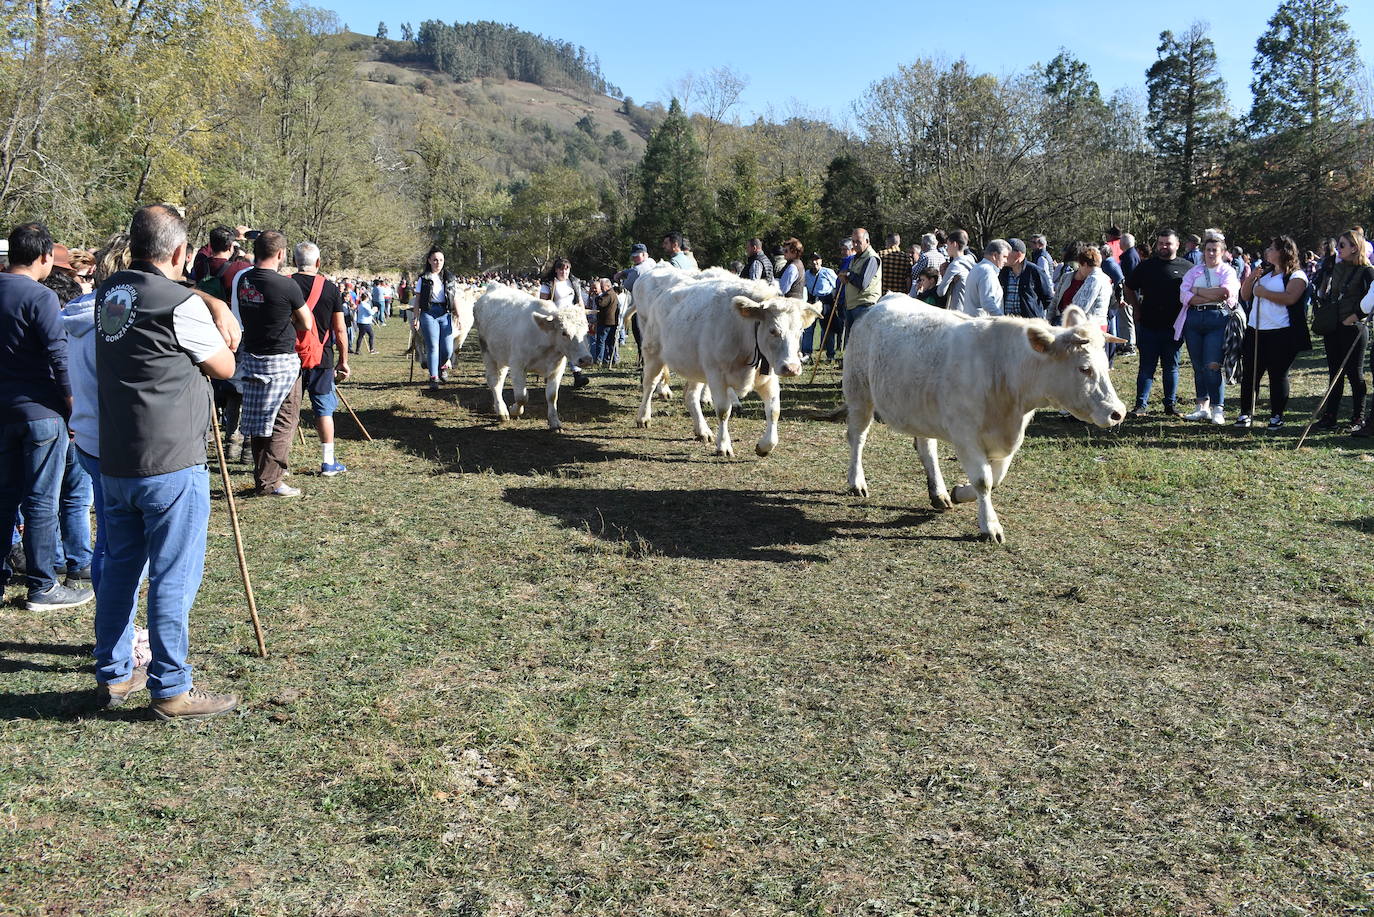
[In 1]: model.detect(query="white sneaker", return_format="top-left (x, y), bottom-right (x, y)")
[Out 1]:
top-left (1210, 406), bottom-right (1226, 425)
top-left (1183, 405), bottom-right (1211, 420)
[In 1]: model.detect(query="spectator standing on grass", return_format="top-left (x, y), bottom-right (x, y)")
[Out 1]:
top-left (877, 232), bottom-right (912, 295)
top-left (937, 230), bottom-right (976, 315)
top-left (1052, 245), bottom-right (1114, 331)
top-left (910, 233), bottom-right (945, 293)
top-left (1028, 233), bottom-right (1055, 276)
top-left (1116, 232), bottom-right (1140, 355)
top-left (1183, 233), bottom-right (1203, 266)
top-left (1176, 230), bottom-right (1241, 425)
top-left (190, 226), bottom-right (234, 284)
top-left (292, 242), bottom-right (349, 475)
top-left (0, 223), bottom-right (93, 611)
top-left (802, 251), bottom-right (839, 359)
top-left (539, 256), bottom-right (590, 388)
top-left (838, 228), bottom-right (882, 330)
top-left (93, 204), bottom-right (240, 719)
top-left (412, 247), bottom-right (463, 391)
top-left (234, 230), bottom-right (313, 498)
top-left (1124, 229), bottom-right (1193, 418)
top-left (662, 232), bottom-right (697, 271)
top-left (352, 283), bottom-right (376, 355)
top-left (741, 238), bottom-right (775, 283)
top-left (998, 238), bottom-right (1051, 319)
top-left (615, 243), bottom-right (655, 361)
top-left (966, 240), bottom-right (1009, 316)
top-left (593, 278), bottom-right (620, 367)
top-left (1310, 229), bottom-right (1374, 432)
top-left (1235, 235), bottom-right (1310, 430)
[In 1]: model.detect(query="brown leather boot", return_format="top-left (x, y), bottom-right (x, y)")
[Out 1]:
top-left (96, 666), bottom-right (148, 710)
top-left (151, 688), bottom-right (239, 721)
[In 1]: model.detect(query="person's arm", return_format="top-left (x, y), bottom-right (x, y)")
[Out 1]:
top-left (748, 259), bottom-right (763, 281)
top-left (1240, 265), bottom-right (1262, 302)
top-left (35, 293), bottom-right (72, 416)
top-left (1179, 267), bottom-right (1200, 308)
top-left (332, 309), bottom-right (350, 379)
top-left (172, 295), bottom-right (236, 379)
top-left (190, 288), bottom-right (242, 351)
top-left (538, 283), bottom-right (552, 301)
top-left (1220, 265), bottom-right (1241, 305)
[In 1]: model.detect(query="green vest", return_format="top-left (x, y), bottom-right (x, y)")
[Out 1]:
top-left (845, 247), bottom-right (882, 308)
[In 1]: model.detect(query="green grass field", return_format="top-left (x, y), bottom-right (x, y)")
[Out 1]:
top-left (3, 321), bottom-right (1372, 916)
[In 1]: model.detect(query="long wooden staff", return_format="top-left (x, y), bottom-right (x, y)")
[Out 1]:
top-left (335, 386), bottom-right (373, 442)
top-left (208, 397), bottom-right (267, 658)
top-left (1296, 322), bottom-right (1365, 449)
top-left (807, 292), bottom-right (843, 384)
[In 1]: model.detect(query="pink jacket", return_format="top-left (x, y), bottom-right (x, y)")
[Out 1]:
top-left (1175, 262), bottom-right (1240, 340)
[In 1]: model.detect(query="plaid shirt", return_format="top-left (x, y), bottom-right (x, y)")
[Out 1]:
top-left (237, 351), bottom-right (300, 437)
top-left (877, 246), bottom-right (914, 294)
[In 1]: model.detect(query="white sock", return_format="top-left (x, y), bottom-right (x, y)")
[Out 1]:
top-left (321, 442), bottom-right (335, 465)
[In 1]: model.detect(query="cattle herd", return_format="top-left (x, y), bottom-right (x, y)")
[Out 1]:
top-left (466, 267), bottom-right (1127, 542)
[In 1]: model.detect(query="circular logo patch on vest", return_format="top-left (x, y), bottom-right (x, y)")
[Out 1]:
top-left (98, 284), bottom-right (138, 341)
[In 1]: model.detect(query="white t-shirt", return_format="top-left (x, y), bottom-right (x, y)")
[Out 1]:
top-left (1250, 268), bottom-right (1306, 330)
top-left (172, 294), bottom-right (232, 363)
top-left (540, 279), bottom-right (576, 309)
top-left (421, 273), bottom-right (447, 305)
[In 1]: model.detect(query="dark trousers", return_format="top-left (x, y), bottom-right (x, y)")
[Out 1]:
top-left (1238, 327), bottom-right (1299, 418)
top-left (1321, 324), bottom-right (1367, 421)
top-left (250, 377), bottom-right (301, 493)
top-left (352, 324), bottom-right (375, 353)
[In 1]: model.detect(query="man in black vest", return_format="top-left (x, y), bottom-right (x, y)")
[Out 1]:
top-left (94, 204), bottom-right (241, 719)
top-left (741, 238), bottom-right (775, 283)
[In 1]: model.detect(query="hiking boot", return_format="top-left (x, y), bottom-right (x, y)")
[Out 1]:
top-left (150, 688), bottom-right (239, 721)
top-left (97, 666), bottom-right (148, 710)
top-left (25, 582), bottom-right (95, 611)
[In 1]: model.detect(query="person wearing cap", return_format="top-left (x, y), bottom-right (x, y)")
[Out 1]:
top-left (802, 252), bottom-right (838, 360)
top-left (615, 243), bottom-right (656, 361)
top-left (998, 238), bottom-right (1052, 319)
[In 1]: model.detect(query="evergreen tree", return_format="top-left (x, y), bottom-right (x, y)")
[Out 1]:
top-left (400, 23), bottom-right (413, 42)
top-left (633, 99), bottom-right (711, 261)
top-left (1145, 23), bottom-right (1229, 229)
top-left (376, 21), bottom-right (387, 40)
top-left (818, 153), bottom-right (880, 246)
top-left (1245, 0), bottom-right (1367, 242)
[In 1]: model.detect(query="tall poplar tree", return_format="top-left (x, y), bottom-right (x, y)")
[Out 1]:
top-left (1245, 0), bottom-right (1367, 241)
top-left (1145, 23), bottom-right (1229, 230)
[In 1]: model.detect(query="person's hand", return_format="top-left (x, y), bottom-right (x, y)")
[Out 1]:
top-left (411, 319), bottom-right (419, 331)
top-left (335, 362), bottom-right (351, 382)
top-left (1343, 314), bottom-right (1359, 325)
top-left (207, 301), bottom-right (242, 351)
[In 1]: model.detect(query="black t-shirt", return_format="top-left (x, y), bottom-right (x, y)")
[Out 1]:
top-left (291, 273), bottom-right (344, 369)
top-left (1127, 256), bottom-right (1193, 331)
top-left (236, 267), bottom-right (304, 355)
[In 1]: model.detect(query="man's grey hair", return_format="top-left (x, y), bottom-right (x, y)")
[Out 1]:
top-left (128, 204), bottom-right (187, 262)
top-left (985, 239), bottom-right (1011, 257)
top-left (1030, 233), bottom-right (1047, 246)
top-left (921, 233), bottom-right (937, 250)
top-left (853, 228), bottom-right (870, 244)
top-left (840, 238), bottom-right (855, 251)
top-left (885, 232), bottom-right (900, 246)
top-left (293, 241), bottom-right (320, 268)
top-left (1120, 232), bottom-right (1135, 248)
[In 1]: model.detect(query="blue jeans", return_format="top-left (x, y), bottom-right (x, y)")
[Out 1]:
top-left (419, 307), bottom-right (453, 378)
top-left (74, 448), bottom-right (106, 591)
top-left (1135, 326), bottom-right (1182, 409)
top-left (1182, 307), bottom-right (1228, 406)
top-left (95, 464), bottom-right (210, 696)
top-left (0, 416), bottom-right (67, 594)
top-left (593, 325), bottom-right (617, 364)
top-left (845, 305), bottom-right (873, 336)
top-left (61, 442), bottom-right (93, 574)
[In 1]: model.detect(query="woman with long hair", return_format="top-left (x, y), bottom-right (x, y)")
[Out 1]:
top-left (539, 257), bottom-right (590, 387)
top-left (1235, 236), bottom-right (1310, 429)
top-left (411, 247), bottom-right (462, 391)
top-left (1312, 229), bottom-right (1374, 431)
top-left (1177, 229), bottom-right (1241, 424)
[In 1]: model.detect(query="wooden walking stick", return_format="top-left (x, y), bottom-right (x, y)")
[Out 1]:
top-left (335, 386), bottom-right (373, 442)
top-left (208, 401), bottom-right (268, 658)
top-left (1296, 321), bottom-right (1366, 450)
top-left (807, 297), bottom-right (843, 384)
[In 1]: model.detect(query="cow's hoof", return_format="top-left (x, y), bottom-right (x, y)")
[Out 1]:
top-left (715, 446), bottom-right (734, 458)
top-left (548, 425), bottom-right (563, 433)
top-left (848, 483), bottom-right (868, 498)
top-left (979, 526), bottom-right (1006, 544)
top-left (930, 492), bottom-right (953, 511)
top-left (755, 442), bottom-right (774, 457)
top-left (635, 418), bottom-right (651, 429)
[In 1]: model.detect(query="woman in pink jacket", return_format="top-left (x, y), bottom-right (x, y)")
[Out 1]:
top-left (1177, 230), bottom-right (1241, 424)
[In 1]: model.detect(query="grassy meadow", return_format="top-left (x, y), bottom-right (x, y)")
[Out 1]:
top-left (2, 318), bottom-right (1373, 916)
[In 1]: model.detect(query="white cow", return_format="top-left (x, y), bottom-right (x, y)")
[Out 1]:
top-left (844, 297), bottom-right (1126, 542)
top-left (633, 265), bottom-right (820, 457)
top-left (472, 284), bottom-right (594, 432)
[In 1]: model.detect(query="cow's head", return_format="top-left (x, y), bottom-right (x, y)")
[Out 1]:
top-left (1025, 306), bottom-right (1126, 428)
top-left (532, 306), bottom-right (594, 369)
top-left (732, 296), bottom-right (822, 378)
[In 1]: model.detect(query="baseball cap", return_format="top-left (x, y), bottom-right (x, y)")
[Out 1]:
top-left (630, 243), bottom-right (648, 256)
top-left (1007, 238), bottom-right (1027, 254)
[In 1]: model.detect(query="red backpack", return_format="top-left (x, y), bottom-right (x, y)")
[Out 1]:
top-left (295, 274), bottom-right (326, 370)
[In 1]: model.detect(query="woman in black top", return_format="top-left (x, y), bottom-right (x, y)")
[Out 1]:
top-left (1313, 229), bottom-right (1374, 431)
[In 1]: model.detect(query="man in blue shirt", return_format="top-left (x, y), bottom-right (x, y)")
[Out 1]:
top-left (802, 252), bottom-right (839, 360)
top-left (0, 223), bottom-right (93, 611)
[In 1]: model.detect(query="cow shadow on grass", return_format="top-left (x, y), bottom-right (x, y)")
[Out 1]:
top-left (502, 486), bottom-right (966, 562)
top-left (352, 408), bottom-right (639, 477)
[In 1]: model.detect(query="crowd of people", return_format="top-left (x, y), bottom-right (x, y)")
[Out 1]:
top-left (4, 204), bottom-right (1373, 722)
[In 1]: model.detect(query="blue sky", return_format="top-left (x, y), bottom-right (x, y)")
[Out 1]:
top-left (352, 0), bottom-right (1373, 126)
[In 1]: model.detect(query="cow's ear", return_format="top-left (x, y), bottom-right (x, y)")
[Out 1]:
top-left (802, 304), bottom-right (823, 325)
top-left (1061, 305), bottom-right (1086, 328)
top-left (531, 311), bottom-right (558, 332)
top-left (733, 296), bottom-right (765, 320)
top-left (1027, 325), bottom-right (1055, 354)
